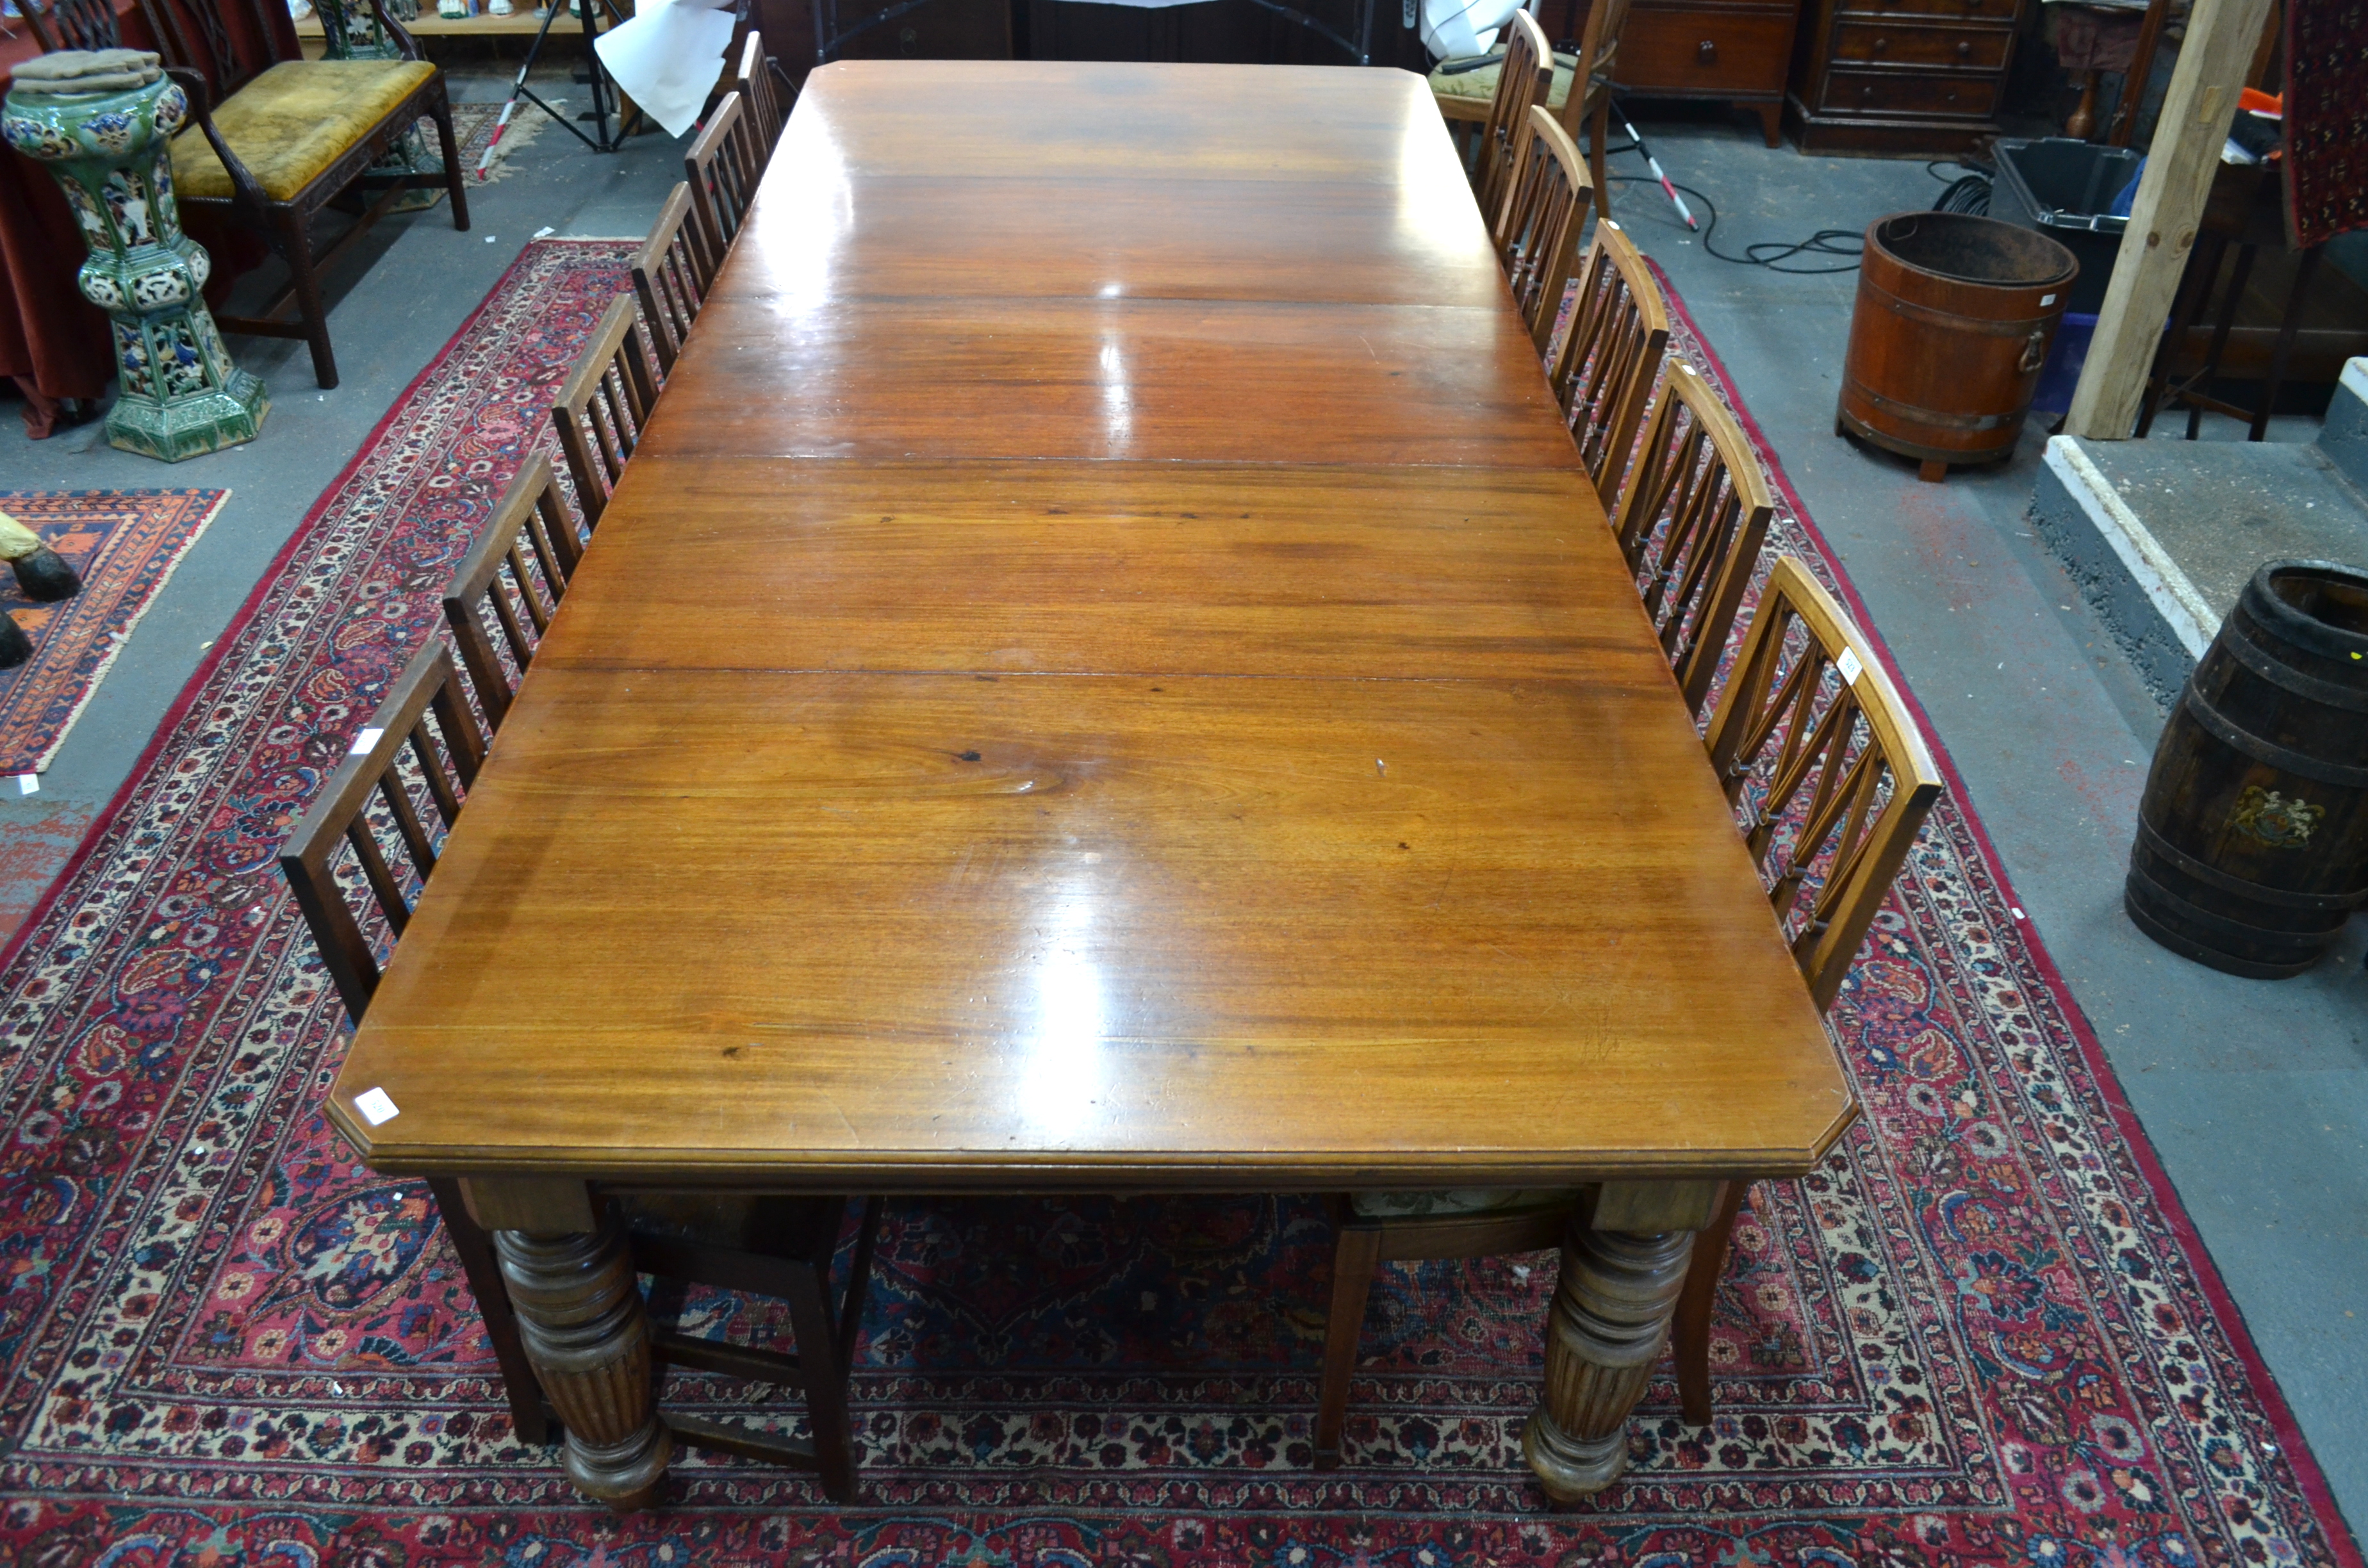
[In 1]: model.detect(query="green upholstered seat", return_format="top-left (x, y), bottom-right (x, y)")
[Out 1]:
top-left (1428, 51), bottom-right (1577, 111)
top-left (170, 60), bottom-right (436, 201)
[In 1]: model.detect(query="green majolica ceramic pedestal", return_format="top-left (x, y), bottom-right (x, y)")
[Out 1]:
top-left (3, 72), bottom-right (268, 461)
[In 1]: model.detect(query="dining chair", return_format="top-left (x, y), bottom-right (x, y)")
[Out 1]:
top-left (1549, 217), bottom-right (1670, 517)
top-left (633, 184), bottom-right (712, 378)
top-left (1608, 359), bottom-right (1774, 716)
top-left (686, 90), bottom-right (759, 272)
top-left (1314, 558), bottom-right (1941, 1465)
top-left (1472, 10), bottom-right (1552, 229)
top-left (274, 643), bottom-right (551, 1443)
top-left (734, 29), bottom-right (788, 161)
top-left (1672, 554), bottom-right (1943, 1423)
top-left (282, 645), bottom-right (885, 1496)
top-left (1497, 105), bottom-right (1595, 357)
top-left (111, 0), bottom-right (467, 389)
top-left (551, 295), bottom-right (659, 531)
top-left (1550, 0), bottom-right (1635, 220)
top-left (442, 455), bottom-right (580, 733)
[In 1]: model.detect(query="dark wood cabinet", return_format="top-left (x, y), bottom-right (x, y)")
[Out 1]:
top-left (1618, 0), bottom-right (1800, 146)
top-left (1786, 0), bottom-right (2023, 152)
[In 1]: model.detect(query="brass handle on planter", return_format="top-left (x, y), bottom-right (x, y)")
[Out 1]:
top-left (2019, 327), bottom-right (2048, 374)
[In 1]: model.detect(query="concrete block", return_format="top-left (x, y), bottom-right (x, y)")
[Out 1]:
top-left (2030, 436), bottom-right (2215, 706)
top-left (2315, 357), bottom-right (2368, 496)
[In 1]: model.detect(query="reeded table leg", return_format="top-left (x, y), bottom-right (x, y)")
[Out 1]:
top-left (494, 1219), bottom-right (671, 1510)
top-left (1522, 1190), bottom-right (1704, 1501)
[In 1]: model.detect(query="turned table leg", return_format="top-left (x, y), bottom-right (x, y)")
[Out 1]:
top-left (493, 1216), bottom-right (671, 1510)
top-left (1522, 1181), bottom-right (1715, 1501)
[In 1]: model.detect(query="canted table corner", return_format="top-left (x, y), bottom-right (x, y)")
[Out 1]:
top-left (329, 59), bottom-right (1853, 1510)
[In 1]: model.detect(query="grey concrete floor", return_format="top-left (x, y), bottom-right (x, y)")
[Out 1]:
top-left (0, 60), bottom-right (691, 902)
top-left (1620, 115), bottom-right (2367, 1539)
top-left (0, 79), bottom-right (2361, 1541)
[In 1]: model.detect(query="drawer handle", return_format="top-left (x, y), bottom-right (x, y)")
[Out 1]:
top-left (1861, 84), bottom-right (1875, 99)
top-left (1955, 38), bottom-right (1971, 57)
top-left (1698, 38), bottom-right (1717, 63)
top-left (1871, 35), bottom-right (1887, 52)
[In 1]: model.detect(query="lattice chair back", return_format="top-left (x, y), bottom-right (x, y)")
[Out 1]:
top-left (1498, 105), bottom-right (1593, 355)
top-left (17, 0), bottom-right (124, 52)
top-left (1569, 0), bottom-right (1634, 117)
top-left (1474, 9), bottom-right (1551, 227)
top-left (138, 0), bottom-right (281, 101)
top-left (1609, 359), bottom-right (1774, 715)
top-left (443, 455), bottom-right (581, 733)
top-left (736, 29), bottom-right (787, 161)
top-left (552, 294), bottom-right (661, 530)
top-left (279, 642), bottom-right (487, 1024)
top-left (686, 90), bottom-right (759, 270)
top-left (1550, 216), bottom-right (1670, 514)
top-left (633, 182), bottom-right (712, 377)
top-left (1700, 557), bottom-right (1943, 1012)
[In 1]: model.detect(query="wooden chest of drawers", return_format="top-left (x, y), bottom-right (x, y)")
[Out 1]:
top-left (1787, 0), bottom-right (2023, 153)
top-left (1616, 0), bottom-right (1802, 146)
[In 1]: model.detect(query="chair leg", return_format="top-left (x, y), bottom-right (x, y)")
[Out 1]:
top-left (429, 90), bottom-right (472, 233)
top-left (427, 1177), bottom-right (555, 1446)
top-left (1588, 92), bottom-right (1613, 224)
top-left (783, 1237), bottom-right (860, 1503)
top-left (278, 208), bottom-right (338, 391)
top-left (834, 1196), bottom-right (884, 1356)
top-left (1313, 1222), bottom-right (1382, 1472)
top-left (1673, 1179), bottom-right (1748, 1426)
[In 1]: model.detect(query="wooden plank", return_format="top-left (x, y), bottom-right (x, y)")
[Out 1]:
top-left (2064, 0), bottom-right (2279, 439)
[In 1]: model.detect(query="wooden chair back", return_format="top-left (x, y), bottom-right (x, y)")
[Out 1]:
top-left (278, 642), bottom-right (486, 1024)
top-left (686, 90), bottom-right (760, 270)
top-left (1550, 216), bottom-right (1670, 513)
top-left (736, 29), bottom-right (787, 160)
top-left (633, 182), bottom-right (712, 376)
top-left (138, 0), bottom-right (288, 101)
top-left (552, 294), bottom-right (659, 530)
top-left (1561, 0), bottom-right (1634, 131)
top-left (1497, 105), bottom-right (1593, 355)
top-left (1610, 359), bottom-right (1775, 715)
top-left (443, 455), bottom-right (580, 733)
top-left (18, 0), bottom-right (124, 51)
top-left (1474, 9), bottom-right (1552, 225)
top-left (1701, 557), bottom-right (1943, 1012)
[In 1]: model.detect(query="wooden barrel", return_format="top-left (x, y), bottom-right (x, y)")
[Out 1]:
top-left (1839, 212), bottom-right (2077, 479)
top-left (2126, 559), bottom-right (2368, 977)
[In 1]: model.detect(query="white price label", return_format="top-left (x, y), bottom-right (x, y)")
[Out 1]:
top-left (1836, 648), bottom-right (1863, 685)
top-left (353, 1087), bottom-right (400, 1125)
top-left (349, 726), bottom-right (385, 756)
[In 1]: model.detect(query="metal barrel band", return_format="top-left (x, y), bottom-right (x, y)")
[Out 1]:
top-left (2238, 559), bottom-right (2368, 664)
top-left (1841, 376), bottom-right (2012, 433)
top-left (2217, 617), bottom-right (2368, 714)
top-left (2124, 859), bottom-right (2344, 947)
top-left (2123, 883), bottom-right (2322, 979)
top-left (2133, 817), bottom-right (2368, 913)
top-left (1861, 277), bottom-right (2060, 339)
top-left (2181, 683), bottom-right (2368, 790)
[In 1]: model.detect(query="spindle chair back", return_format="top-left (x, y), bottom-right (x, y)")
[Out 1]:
top-left (442, 455), bottom-right (581, 733)
top-left (736, 29), bottom-right (788, 159)
top-left (1474, 10), bottom-right (1552, 227)
top-left (686, 90), bottom-right (759, 270)
top-left (551, 295), bottom-right (660, 530)
top-left (1554, 0), bottom-right (1634, 214)
top-left (632, 182), bottom-right (712, 376)
top-left (1550, 217), bottom-right (1670, 514)
top-left (1497, 106), bottom-right (1594, 355)
top-left (1609, 360), bottom-right (1774, 715)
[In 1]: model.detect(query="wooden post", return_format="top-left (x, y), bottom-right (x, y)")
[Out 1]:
top-left (2063, 0), bottom-right (2276, 439)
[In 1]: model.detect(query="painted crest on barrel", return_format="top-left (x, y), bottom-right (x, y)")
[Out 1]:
top-left (2226, 785), bottom-right (2324, 849)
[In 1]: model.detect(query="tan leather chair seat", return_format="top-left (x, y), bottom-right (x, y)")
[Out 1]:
top-left (170, 60), bottom-right (436, 202)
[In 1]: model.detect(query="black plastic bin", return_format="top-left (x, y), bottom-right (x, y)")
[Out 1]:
top-left (1989, 136), bottom-right (2142, 314)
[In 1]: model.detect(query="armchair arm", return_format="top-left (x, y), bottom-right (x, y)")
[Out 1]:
top-left (161, 65), bottom-right (272, 218)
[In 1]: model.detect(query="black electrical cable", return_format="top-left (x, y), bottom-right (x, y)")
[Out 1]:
top-left (1605, 174), bottom-right (1866, 274)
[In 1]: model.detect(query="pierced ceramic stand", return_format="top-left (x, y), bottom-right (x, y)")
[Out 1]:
top-left (3, 72), bottom-right (268, 461)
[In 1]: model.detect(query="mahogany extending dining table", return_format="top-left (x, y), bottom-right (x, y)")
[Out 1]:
top-left (327, 58), bottom-right (1854, 1510)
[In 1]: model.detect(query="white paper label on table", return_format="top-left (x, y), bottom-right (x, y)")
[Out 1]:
top-left (353, 1087), bottom-right (401, 1125)
top-left (14, 774), bottom-right (36, 796)
top-left (595, 0), bottom-right (736, 140)
top-left (349, 726), bottom-right (385, 755)
top-left (1836, 648), bottom-right (1862, 685)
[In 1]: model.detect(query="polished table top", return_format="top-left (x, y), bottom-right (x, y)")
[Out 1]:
top-left (329, 60), bottom-right (1850, 1190)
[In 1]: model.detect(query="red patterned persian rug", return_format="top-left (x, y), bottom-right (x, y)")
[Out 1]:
top-left (0, 489), bottom-right (226, 777)
top-left (0, 239), bottom-right (2359, 1567)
